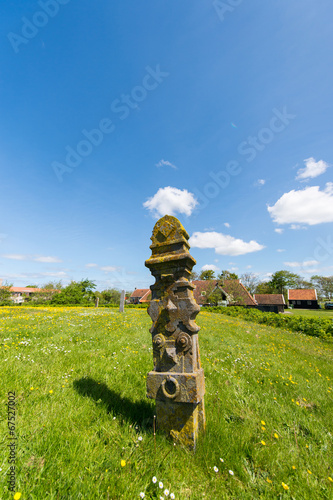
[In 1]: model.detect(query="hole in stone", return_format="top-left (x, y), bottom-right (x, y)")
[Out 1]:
top-left (165, 380), bottom-right (177, 395)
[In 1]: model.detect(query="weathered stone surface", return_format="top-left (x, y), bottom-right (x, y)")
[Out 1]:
top-left (145, 215), bottom-right (205, 449)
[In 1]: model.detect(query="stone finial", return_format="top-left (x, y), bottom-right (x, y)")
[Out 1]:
top-left (145, 215), bottom-right (205, 450)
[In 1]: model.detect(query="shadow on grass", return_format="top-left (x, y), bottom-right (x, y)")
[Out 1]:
top-left (73, 377), bottom-right (155, 430)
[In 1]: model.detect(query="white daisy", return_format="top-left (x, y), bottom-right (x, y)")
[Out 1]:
top-left (152, 477), bottom-right (157, 484)
top-left (229, 470), bottom-right (234, 475)
top-left (214, 466), bottom-right (219, 472)
top-left (159, 481), bottom-right (163, 489)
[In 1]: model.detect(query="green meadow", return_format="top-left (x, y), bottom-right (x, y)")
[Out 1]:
top-left (1, 306), bottom-right (333, 500)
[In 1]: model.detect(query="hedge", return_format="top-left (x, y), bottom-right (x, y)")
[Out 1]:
top-left (204, 306), bottom-right (333, 340)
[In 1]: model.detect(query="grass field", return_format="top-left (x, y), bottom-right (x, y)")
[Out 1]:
top-left (285, 308), bottom-right (333, 319)
top-left (1, 306), bottom-right (333, 500)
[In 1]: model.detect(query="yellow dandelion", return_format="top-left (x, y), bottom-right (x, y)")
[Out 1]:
top-left (266, 478), bottom-right (272, 484)
top-left (274, 433), bottom-right (279, 439)
top-left (49, 390), bottom-right (53, 394)
top-left (307, 470), bottom-right (312, 475)
top-left (261, 426), bottom-right (265, 431)
top-left (30, 387), bottom-right (34, 390)
top-left (261, 421), bottom-right (266, 426)
top-left (261, 440), bottom-right (266, 446)
top-left (328, 477), bottom-right (333, 482)
top-left (14, 494), bottom-right (22, 500)
top-left (292, 465), bottom-right (296, 470)
top-left (120, 460), bottom-right (126, 467)
top-left (282, 482), bottom-right (289, 490)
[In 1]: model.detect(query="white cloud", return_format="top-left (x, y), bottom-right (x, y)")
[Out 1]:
top-left (86, 263), bottom-right (98, 268)
top-left (246, 265), bottom-right (252, 269)
top-left (276, 249), bottom-right (285, 252)
top-left (156, 159), bottom-right (177, 169)
top-left (2, 254), bottom-right (26, 260)
top-left (100, 266), bottom-right (119, 273)
top-left (1, 254), bottom-right (62, 263)
top-left (143, 187), bottom-right (198, 218)
top-left (201, 264), bottom-right (220, 272)
top-left (189, 231), bottom-right (265, 256)
top-left (224, 222), bottom-right (230, 228)
top-left (268, 183), bottom-right (333, 225)
top-left (34, 256), bottom-right (62, 263)
top-left (255, 179), bottom-right (266, 186)
top-left (296, 157), bottom-right (329, 180)
top-left (284, 260), bottom-right (319, 268)
top-left (274, 228), bottom-right (284, 234)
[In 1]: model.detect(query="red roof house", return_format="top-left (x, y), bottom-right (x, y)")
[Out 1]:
top-left (254, 294), bottom-right (285, 313)
top-left (192, 280), bottom-right (257, 307)
top-left (288, 289), bottom-right (319, 309)
top-left (130, 288), bottom-right (151, 304)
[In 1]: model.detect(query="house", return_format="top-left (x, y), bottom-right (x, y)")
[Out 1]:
top-left (191, 280), bottom-right (257, 307)
top-left (254, 294), bottom-right (285, 313)
top-left (8, 287), bottom-right (43, 304)
top-left (288, 289), bottom-right (319, 309)
top-left (129, 288), bottom-right (151, 304)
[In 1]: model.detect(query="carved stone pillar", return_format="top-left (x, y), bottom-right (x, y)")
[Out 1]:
top-left (145, 215), bottom-right (205, 450)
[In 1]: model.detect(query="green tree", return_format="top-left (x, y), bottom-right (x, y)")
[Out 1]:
top-left (51, 279), bottom-right (96, 305)
top-left (270, 270), bottom-right (301, 294)
top-left (218, 270), bottom-right (239, 280)
top-left (189, 271), bottom-right (200, 281)
top-left (200, 270), bottom-right (216, 280)
top-left (311, 275), bottom-right (333, 300)
top-left (0, 281), bottom-right (13, 305)
top-left (255, 281), bottom-right (276, 294)
top-left (101, 288), bottom-right (121, 304)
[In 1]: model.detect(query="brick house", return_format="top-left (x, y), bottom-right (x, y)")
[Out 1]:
top-left (288, 289), bottom-right (319, 309)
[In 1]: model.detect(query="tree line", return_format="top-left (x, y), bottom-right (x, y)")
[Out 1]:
top-left (0, 279), bottom-right (133, 306)
top-left (190, 269), bottom-right (333, 301)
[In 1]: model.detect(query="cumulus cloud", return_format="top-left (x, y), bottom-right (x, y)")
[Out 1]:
top-left (143, 186), bottom-right (198, 218)
top-left (201, 264), bottom-right (220, 272)
top-left (255, 179), bottom-right (266, 187)
top-left (224, 222), bottom-right (230, 228)
top-left (268, 183), bottom-right (333, 225)
top-left (274, 228), bottom-right (284, 234)
top-left (1, 254), bottom-right (62, 263)
top-left (284, 260), bottom-right (319, 268)
top-left (296, 157), bottom-right (329, 180)
top-left (189, 231), bottom-right (265, 256)
top-left (156, 159), bottom-right (177, 169)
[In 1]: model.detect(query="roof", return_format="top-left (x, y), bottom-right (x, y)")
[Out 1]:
top-left (288, 289), bottom-right (317, 301)
top-left (254, 294), bottom-right (285, 305)
top-left (10, 287), bottom-right (43, 293)
top-left (139, 290), bottom-right (151, 303)
top-left (130, 288), bottom-right (150, 298)
top-left (192, 280), bottom-right (257, 307)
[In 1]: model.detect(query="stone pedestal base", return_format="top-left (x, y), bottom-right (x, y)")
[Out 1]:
top-left (156, 399), bottom-right (205, 450)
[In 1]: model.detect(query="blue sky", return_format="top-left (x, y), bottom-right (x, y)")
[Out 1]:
top-left (1, 0), bottom-right (332, 291)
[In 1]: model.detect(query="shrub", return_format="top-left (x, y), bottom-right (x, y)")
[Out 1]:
top-left (204, 306), bottom-right (333, 339)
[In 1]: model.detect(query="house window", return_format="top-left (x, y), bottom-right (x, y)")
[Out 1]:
top-left (307, 301), bottom-right (312, 305)
top-left (297, 301), bottom-right (301, 305)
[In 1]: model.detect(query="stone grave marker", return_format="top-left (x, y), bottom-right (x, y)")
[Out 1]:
top-left (145, 215), bottom-right (206, 449)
